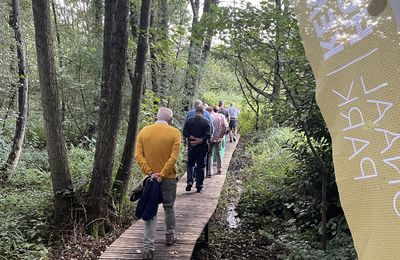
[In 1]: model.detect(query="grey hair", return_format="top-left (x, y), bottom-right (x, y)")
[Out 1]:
top-left (218, 100), bottom-right (225, 106)
top-left (193, 99), bottom-right (203, 107)
top-left (195, 104), bottom-right (204, 113)
top-left (157, 107), bottom-right (173, 121)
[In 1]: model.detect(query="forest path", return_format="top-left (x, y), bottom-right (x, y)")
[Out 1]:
top-left (99, 136), bottom-right (240, 259)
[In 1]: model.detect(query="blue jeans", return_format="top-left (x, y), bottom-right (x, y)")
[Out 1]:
top-left (187, 145), bottom-right (207, 189)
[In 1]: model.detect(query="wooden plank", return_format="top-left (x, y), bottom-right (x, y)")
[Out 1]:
top-left (99, 136), bottom-right (239, 260)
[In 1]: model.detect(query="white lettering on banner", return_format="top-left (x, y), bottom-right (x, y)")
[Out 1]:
top-left (375, 128), bottom-right (400, 154)
top-left (340, 107), bottom-right (365, 131)
top-left (303, 0), bottom-right (400, 217)
top-left (337, 0), bottom-right (357, 14)
top-left (355, 157), bottom-right (378, 180)
top-left (346, 8), bottom-right (374, 45)
top-left (384, 157), bottom-right (400, 174)
top-left (361, 77), bottom-right (388, 95)
top-left (321, 33), bottom-right (345, 60)
top-left (332, 81), bottom-right (358, 107)
top-left (344, 136), bottom-right (369, 160)
top-left (308, 0), bottom-right (327, 20)
top-left (314, 8), bottom-right (335, 37)
top-left (333, 76), bottom-right (400, 217)
top-left (392, 191), bottom-right (400, 217)
top-left (326, 48), bottom-right (378, 76)
top-left (368, 100), bottom-right (393, 125)
top-left (310, 1), bottom-right (375, 62)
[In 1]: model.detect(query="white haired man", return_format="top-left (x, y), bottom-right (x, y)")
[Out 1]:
top-left (228, 102), bottom-right (240, 142)
top-left (135, 107), bottom-right (181, 260)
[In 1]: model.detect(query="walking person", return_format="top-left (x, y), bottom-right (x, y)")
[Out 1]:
top-left (183, 104), bottom-right (211, 193)
top-left (135, 107), bottom-right (181, 260)
top-left (206, 106), bottom-right (228, 177)
top-left (217, 100), bottom-right (230, 157)
top-left (185, 99), bottom-right (213, 177)
top-left (185, 99), bottom-right (214, 134)
top-left (228, 102), bottom-right (240, 142)
top-left (217, 99), bottom-right (230, 123)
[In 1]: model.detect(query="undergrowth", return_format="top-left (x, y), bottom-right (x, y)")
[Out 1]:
top-left (237, 128), bottom-right (357, 259)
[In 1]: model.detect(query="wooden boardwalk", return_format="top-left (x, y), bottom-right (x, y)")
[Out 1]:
top-left (100, 136), bottom-right (239, 259)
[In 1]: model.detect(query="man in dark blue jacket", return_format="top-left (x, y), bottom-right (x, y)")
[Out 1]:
top-left (183, 104), bottom-right (211, 193)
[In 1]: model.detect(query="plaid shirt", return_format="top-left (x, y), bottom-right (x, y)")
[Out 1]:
top-left (211, 112), bottom-right (228, 143)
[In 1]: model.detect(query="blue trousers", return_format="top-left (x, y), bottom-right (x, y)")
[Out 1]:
top-left (187, 145), bottom-right (207, 189)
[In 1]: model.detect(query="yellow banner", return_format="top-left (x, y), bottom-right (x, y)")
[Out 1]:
top-left (291, 0), bottom-right (400, 258)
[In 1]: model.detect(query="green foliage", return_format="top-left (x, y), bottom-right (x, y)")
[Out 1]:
top-left (247, 128), bottom-right (297, 182)
top-left (201, 59), bottom-right (240, 94)
top-left (68, 145), bottom-right (95, 191)
top-left (0, 3), bottom-right (17, 136)
top-left (0, 167), bottom-right (52, 259)
top-left (140, 89), bottom-right (161, 127)
top-left (0, 136), bottom-right (11, 166)
top-left (0, 2), bottom-right (16, 87)
top-left (237, 129), bottom-right (356, 259)
top-left (17, 146), bottom-right (50, 172)
top-left (26, 124), bottom-right (47, 146)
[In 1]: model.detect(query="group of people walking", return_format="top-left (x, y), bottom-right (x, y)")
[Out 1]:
top-left (134, 100), bottom-right (239, 259)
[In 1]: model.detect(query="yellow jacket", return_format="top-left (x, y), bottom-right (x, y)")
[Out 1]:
top-left (135, 122), bottom-right (181, 179)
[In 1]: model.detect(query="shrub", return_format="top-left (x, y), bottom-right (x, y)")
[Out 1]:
top-left (1, 168), bottom-right (52, 259)
top-left (237, 128), bottom-right (356, 259)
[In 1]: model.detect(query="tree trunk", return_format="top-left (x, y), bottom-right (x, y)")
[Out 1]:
top-left (158, 0), bottom-right (168, 104)
top-left (31, 0), bottom-right (73, 225)
top-left (272, 49), bottom-right (280, 102)
top-left (197, 0), bottom-right (217, 86)
top-left (149, 0), bottom-right (169, 103)
top-left (51, 0), bottom-right (62, 67)
top-left (1, 0), bottom-right (29, 180)
top-left (92, 0), bottom-right (103, 37)
top-left (129, 1), bottom-right (138, 39)
top-left (183, 0), bottom-right (201, 111)
top-left (255, 101), bottom-right (260, 131)
top-left (50, 0), bottom-right (66, 122)
top-left (112, 0), bottom-right (152, 206)
top-left (272, 0), bottom-right (281, 104)
top-left (149, 9), bottom-right (159, 95)
top-left (200, 0), bottom-right (212, 63)
top-left (87, 0), bottom-right (129, 236)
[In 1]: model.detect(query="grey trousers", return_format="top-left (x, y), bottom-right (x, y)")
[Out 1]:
top-left (144, 178), bottom-right (177, 251)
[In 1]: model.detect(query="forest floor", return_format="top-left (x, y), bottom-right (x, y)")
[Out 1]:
top-left (51, 233), bottom-right (118, 259)
top-left (50, 219), bottom-right (131, 259)
top-left (191, 136), bottom-right (286, 260)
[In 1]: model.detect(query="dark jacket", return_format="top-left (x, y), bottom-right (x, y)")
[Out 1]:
top-left (135, 179), bottom-right (163, 221)
top-left (183, 115), bottom-right (211, 150)
top-left (130, 176), bottom-right (151, 202)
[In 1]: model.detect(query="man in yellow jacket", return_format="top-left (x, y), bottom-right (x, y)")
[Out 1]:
top-left (135, 107), bottom-right (181, 260)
